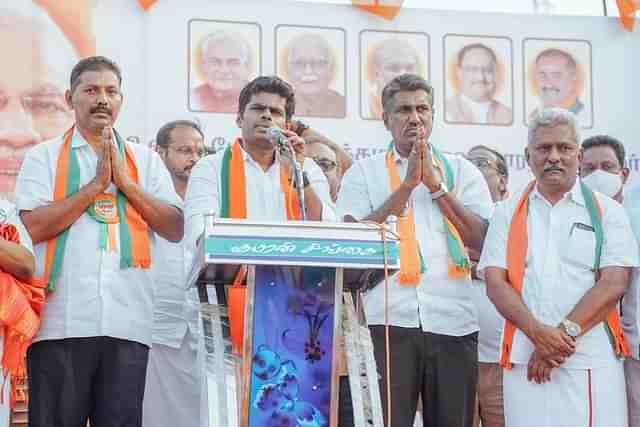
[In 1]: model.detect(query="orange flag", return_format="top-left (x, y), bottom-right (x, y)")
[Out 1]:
top-left (353, 0), bottom-right (404, 20)
top-left (617, 0), bottom-right (640, 31)
top-left (138, 0), bottom-right (159, 11)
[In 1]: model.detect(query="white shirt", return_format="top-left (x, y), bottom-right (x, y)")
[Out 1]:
top-left (151, 236), bottom-right (200, 349)
top-left (184, 143), bottom-right (332, 250)
top-left (622, 186), bottom-right (640, 359)
top-left (336, 148), bottom-right (494, 336)
top-left (461, 93), bottom-right (491, 124)
top-left (472, 278), bottom-right (503, 362)
top-left (478, 182), bottom-right (639, 368)
top-left (15, 129), bottom-right (182, 347)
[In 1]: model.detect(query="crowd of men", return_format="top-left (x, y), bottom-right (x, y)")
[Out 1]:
top-left (0, 53), bottom-right (638, 427)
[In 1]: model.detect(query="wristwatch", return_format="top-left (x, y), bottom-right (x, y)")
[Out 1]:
top-left (429, 182), bottom-right (448, 200)
top-left (561, 319), bottom-right (581, 339)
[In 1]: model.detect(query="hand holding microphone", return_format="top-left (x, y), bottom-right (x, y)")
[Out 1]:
top-left (269, 127), bottom-right (306, 165)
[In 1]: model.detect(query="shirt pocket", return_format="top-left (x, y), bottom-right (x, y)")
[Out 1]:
top-left (564, 226), bottom-right (597, 271)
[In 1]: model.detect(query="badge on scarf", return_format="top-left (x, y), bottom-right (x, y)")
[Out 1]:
top-left (87, 193), bottom-right (120, 251)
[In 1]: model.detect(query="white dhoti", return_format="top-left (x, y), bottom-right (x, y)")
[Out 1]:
top-left (504, 362), bottom-right (627, 427)
top-left (143, 330), bottom-right (205, 427)
top-left (625, 358), bottom-right (640, 427)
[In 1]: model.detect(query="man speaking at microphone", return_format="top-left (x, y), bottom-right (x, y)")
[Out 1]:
top-left (184, 75), bottom-right (332, 251)
top-left (15, 56), bottom-right (183, 427)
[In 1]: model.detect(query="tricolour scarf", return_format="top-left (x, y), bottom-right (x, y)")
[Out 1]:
top-left (0, 224), bottom-right (46, 407)
top-left (43, 127), bottom-right (150, 292)
top-left (221, 139), bottom-right (302, 352)
top-left (385, 144), bottom-right (470, 285)
top-left (500, 180), bottom-right (629, 369)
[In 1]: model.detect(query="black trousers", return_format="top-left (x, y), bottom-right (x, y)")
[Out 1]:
top-left (27, 337), bottom-right (149, 427)
top-left (370, 326), bottom-right (478, 427)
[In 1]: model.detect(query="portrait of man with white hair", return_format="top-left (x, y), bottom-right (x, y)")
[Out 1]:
top-left (189, 24), bottom-right (258, 114)
top-left (278, 28), bottom-right (346, 118)
top-left (0, 2), bottom-right (87, 200)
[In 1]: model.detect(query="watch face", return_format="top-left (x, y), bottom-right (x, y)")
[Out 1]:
top-left (568, 324), bottom-right (580, 337)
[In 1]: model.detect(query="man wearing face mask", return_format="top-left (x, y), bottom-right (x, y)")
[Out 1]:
top-left (580, 135), bottom-right (629, 203)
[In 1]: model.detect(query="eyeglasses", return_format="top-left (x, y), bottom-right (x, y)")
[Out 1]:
top-left (468, 158), bottom-right (504, 175)
top-left (313, 157), bottom-right (337, 173)
top-left (170, 146), bottom-right (206, 158)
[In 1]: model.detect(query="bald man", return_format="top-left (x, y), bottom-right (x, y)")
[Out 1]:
top-left (285, 33), bottom-right (345, 118)
top-left (191, 31), bottom-right (253, 113)
top-left (366, 38), bottom-right (421, 120)
top-left (0, 4), bottom-right (77, 200)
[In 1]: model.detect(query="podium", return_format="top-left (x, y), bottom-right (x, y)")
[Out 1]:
top-left (190, 215), bottom-right (399, 427)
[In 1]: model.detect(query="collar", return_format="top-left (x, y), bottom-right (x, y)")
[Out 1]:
top-left (71, 126), bottom-right (89, 148)
top-left (236, 138), bottom-right (278, 172)
top-left (531, 179), bottom-right (585, 207)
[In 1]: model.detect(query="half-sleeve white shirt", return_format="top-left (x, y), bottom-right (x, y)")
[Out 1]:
top-left (184, 143), bottom-right (332, 252)
top-left (478, 181), bottom-right (639, 368)
top-left (15, 128), bottom-right (182, 347)
top-left (336, 147), bottom-right (494, 336)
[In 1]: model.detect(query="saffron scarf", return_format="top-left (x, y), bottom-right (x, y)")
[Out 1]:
top-left (385, 144), bottom-right (470, 285)
top-left (500, 180), bottom-right (629, 369)
top-left (221, 139), bottom-right (302, 351)
top-left (43, 127), bottom-right (151, 292)
top-left (0, 224), bottom-right (46, 407)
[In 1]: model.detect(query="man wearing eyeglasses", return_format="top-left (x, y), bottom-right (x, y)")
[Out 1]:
top-left (466, 145), bottom-right (509, 427)
top-left (284, 33), bottom-right (345, 118)
top-left (144, 120), bottom-right (207, 427)
top-left (446, 44), bottom-right (512, 126)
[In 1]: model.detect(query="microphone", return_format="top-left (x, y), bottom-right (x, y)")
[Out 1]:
top-left (268, 127), bottom-right (290, 149)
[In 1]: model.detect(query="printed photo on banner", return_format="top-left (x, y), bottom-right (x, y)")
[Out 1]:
top-left (276, 25), bottom-right (346, 119)
top-left (444, 34), bottom-right (513, 126)
top-left (0, 0), bottom-right (96, 201)
top-left (523, 38), bottom-right (593, 128)
top-left (359, 30), bottom-right (430, 120)
top-left (188, 19), bottom-right (261, 114)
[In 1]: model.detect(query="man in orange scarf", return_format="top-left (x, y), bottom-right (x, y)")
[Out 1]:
top-left (184, 75), bottom-right (333, 426)
top-left (478, 108), bottom-right (638, 427)
top-left (15, 56), bottom-right (184, 427)
top-left (0, 198), bottom-right (36, 425)
top-left (337, 74), bottom-right (493, 427)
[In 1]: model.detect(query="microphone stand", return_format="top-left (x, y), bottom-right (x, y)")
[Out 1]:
top-left (293, 158), bottom-right (306, 220)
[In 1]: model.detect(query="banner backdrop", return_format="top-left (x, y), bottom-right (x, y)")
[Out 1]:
top-left (1, 0), bottom-right (639, 200)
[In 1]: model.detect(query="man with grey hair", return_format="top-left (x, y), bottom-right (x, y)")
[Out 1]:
top-left (284, 33), bottom-right (345, 118)
top-left (0, 3), bottom-right (78, 200)
top-left (337, 73), bottom-right (493, 426)
top-left (190, 30), bottom-right (252, 113)
top-left (478, 108), bottom-right (637, 427)
top-left (365, 38), bottom-right (420, 119)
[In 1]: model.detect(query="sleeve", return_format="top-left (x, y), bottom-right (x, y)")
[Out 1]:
top-left (184, 156), bottom-right (220, 252)
top-left (303, 159), bottom-right (333, 213)
top-left (600, 197), bottom-right (640, 268)
top-left (455, 156), bottom-right (494, 220)
top-left (335, 161), bottom-right (373, 221)
top-left (144, 147), bottom-right (182, 210)
top-left (477, 201), bottom-right (511, 273)
top-left (12, 213), bottom-right (34, 256)
top-left (15, 144), bottom-right (53, 212)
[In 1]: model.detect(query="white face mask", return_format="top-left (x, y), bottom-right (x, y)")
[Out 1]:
top-left (582, 169), bottom-right (623, 198)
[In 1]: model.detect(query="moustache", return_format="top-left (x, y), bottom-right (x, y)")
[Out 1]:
top-left (91, 107), bottom-right (112, 115)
